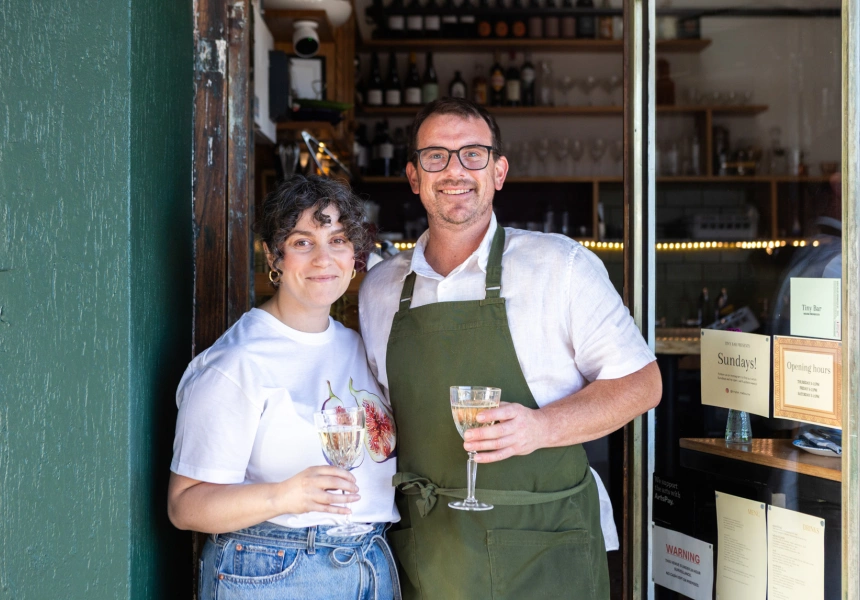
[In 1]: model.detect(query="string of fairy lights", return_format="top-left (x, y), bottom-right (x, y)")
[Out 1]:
top-left (387, 240), bottom-right (817, 253)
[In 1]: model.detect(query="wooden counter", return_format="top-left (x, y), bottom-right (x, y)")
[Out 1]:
top-left (680, 437), bottom-right (842, 482)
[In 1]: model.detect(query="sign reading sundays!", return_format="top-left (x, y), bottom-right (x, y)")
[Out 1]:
top-left (701, 329), bottom-right (771, 417)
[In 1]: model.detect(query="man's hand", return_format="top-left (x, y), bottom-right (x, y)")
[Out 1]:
top-left (463, 401), bottom-right (548, 463)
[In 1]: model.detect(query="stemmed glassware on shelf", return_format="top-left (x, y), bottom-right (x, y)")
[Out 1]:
top-left (589, 138), bottom-right (607, 176)
top-left (597, 76), bottom-right (621, 106)
top-left (556, 75), bottom-right (576, 107)
top-left (609, 140), bottom-right (624, 176)
top-left (448, 386), bottom-right (502, 512)
top-left (581, 76), bottom-right (599, 106)
top-left (538, 61), bottom-right (555, 107)
top-left (552, 138), bottom-right (571, 177)
top-left (535, 138), bottom-right (551, 176)
top-left (520, 141), bottom-right (534, 177)
top-left (507, 141), bottom-right (523, 176)
top-left (314, 406), bottom-right (373, 537)
top-left (570, 139), bottom-right (585, 176)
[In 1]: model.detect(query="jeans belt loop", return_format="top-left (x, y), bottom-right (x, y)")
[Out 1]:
top-left (307, 526), bottom-right (317, 555)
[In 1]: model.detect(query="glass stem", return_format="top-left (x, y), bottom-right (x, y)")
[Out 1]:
top-left (466, 451), bottom-right (478, 503)
top-left (341, 489), bottom-right (352, 525)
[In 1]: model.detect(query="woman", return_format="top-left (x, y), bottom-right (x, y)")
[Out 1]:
top-left (168, 175), bottom-right (400, 600)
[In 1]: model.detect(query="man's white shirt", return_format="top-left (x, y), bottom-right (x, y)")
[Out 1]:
top-left (359, 213), bottom-right (656, 551)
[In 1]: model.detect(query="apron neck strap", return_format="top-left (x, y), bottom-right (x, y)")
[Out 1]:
top-left (397, 225), bottom-right (506, 311)
top-left (484, 225), bottom-right (505, 299)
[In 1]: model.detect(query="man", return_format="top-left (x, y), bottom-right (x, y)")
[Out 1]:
top-left (359, 98), bottom-right (661, 600)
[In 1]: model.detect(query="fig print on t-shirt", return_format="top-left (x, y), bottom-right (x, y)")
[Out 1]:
top-left (319, 379), bottom-right (397, 463)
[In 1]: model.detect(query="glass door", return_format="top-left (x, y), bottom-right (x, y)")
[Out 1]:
top-left (632, 2), bottom-right (859, 598)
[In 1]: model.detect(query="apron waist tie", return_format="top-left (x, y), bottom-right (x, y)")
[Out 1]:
top-left (393, 468), bottom-right (594, 517)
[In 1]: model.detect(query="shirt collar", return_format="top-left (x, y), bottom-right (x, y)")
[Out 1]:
top-left (402, 213), bottom-right (499, 282)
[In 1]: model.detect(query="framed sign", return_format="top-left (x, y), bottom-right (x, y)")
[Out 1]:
top-left (773, 336), bottom-right (842, 428)
top-left (290, 56), bottom-right (326, 100)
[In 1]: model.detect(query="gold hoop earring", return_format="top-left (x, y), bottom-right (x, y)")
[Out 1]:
top-left (268, 269), bottom-right (281, 286)
top-left (351, 269), bottom-right (357, 280)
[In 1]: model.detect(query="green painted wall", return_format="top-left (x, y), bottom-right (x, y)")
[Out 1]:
top-left (0, 0), bottom-right (193, 597)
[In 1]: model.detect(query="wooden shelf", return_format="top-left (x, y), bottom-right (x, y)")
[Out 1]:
top-left (680, 438), bottom-right (842, 482)
top-left (359, 38), bottom-right (711, 54)
top-left (356, 104), bottom-right (768, 117)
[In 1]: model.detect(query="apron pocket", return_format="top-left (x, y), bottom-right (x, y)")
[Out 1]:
top-left (388, 528), bottom-right (421, 596)
top-left (487, 528), bottom-right (595, 600)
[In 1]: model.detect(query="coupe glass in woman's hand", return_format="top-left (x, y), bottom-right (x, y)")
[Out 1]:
top-left (314, 407), bottom-right (373, 536)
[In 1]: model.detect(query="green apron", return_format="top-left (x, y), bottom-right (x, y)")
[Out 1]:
top-left (385, 226), bottom-right (610, 600)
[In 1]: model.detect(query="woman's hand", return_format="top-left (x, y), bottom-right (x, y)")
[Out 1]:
top-left (168, 467), bottom-right (360, 534)
top-left (276, 466), bottom-right (360, 516)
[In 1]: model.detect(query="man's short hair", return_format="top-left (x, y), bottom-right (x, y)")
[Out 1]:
top-left (409, 98), bottom-right (503, 163)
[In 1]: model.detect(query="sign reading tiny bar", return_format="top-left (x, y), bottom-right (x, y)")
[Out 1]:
top-left (773, 336), bottom-right (842, 429)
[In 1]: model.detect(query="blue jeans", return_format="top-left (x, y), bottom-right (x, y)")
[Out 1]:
top-left (199, 521), bottom-right (401, 600)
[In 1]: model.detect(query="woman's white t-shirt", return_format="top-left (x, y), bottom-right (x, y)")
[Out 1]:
top-left (170, 308), bottom-right (399, 529)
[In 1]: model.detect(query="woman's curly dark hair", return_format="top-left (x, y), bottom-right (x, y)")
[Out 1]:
top-left (255, 175), bottom-right (372, 274)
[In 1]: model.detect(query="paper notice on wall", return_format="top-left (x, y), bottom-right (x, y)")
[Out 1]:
top-left (652, 524), bottom-right (714, 600)
top-left (767, 505), bottom-right (825, 600)
top-left (701, 329), bottom-right (771, 417)
top-left (715, 491), bottom-right (767, 600)
top-left (790, 277), bottom-right (841, 340)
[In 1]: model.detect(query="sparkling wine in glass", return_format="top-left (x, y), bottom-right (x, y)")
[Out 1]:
top-left (448, 386), bottom-right (502, 512)
top-left (314, 406), bottom-right (373, 536)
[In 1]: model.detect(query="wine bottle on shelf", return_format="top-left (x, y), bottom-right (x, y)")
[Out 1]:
top-left (393, 127), bottom-right (408, 176)
top-left (353, 123), bottom-right (371, 176)
top-left (459, 0), bottom-right (477, 38)
top-left (597, 0), bottom-right (613, 39)
top-left (385, 52), bottom-right (402, 106)
top-left (424, 0), bottom-right (442, 38)
top-left (505, 52), bottom-right (522, 107)
top-left (449, 70), bottom-right (467, 98)
top-left (366, 53), bottom-right (384, 106)
top-left (545, 0), bottom-right (560, 38)
top-left (406, 0), bottom-right (425, 38)
top-left (404, 52), bottom-right (422, 106)
top-left (472, 63), bottom-right (488, 104)
top-left (422, 52), bottom-right (440, 104)
top-left (576, 0), bottom-right (596, 39)
top-left (354, 56), bottom-right (364, 107)
top-left (378, 120), bottom-right (395, 177)
top-left (528, 0), bottom-right (543, 38)
top-left (477, 0), bottom-right (493, 38)
top-left (510, 0), bottom-right (527, 38)
top-left (561, 0), bottom-right (576, 38)
top-left (521, 52), bottom-right (536, 106)
top-left (386, 0), bottom-right (406, 39)
top-left (494, 0), bottom-right (510, 38)
top-left (370, 121), bottom-right (383, 175)
top-left (489, 53), bottom-right (506, 106)
top-left (441, 0), bottom-right (459, 38)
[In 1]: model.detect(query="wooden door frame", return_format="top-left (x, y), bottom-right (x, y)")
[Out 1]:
top-left (192, 0), bottom-right (252, 361)
top-left (191, 0), bottom-right (252, 595)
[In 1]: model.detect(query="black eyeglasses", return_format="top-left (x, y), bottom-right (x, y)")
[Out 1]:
top-left (414, 145), bottom-right (498, 172)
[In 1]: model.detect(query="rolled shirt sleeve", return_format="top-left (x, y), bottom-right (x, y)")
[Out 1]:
top-left (170, 367), bottom-right (264, 484)
top-left (567, 245), bottom-right (655, 382)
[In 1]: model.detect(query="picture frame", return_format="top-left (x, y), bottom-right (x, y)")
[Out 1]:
top-left (289, 56), bottom-right (326, 100)
top-left (773, 336), bottom-right (842, 428)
